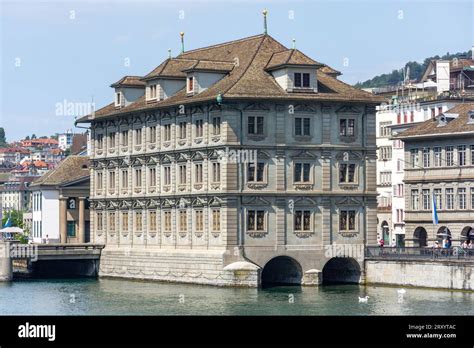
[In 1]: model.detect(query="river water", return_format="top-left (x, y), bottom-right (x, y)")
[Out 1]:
top-left (0, 278), bottom-right (472, 315)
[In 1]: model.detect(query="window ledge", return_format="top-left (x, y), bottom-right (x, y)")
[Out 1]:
top-left (247, 182), bottom-right (268, 190)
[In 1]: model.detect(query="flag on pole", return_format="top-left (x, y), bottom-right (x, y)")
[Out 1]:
top-left (432, 192), bottom-right (439, 225)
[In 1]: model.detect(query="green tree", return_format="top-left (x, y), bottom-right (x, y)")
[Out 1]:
top-left (0, 127), bottom-right (6, 147)
top-left (25, 135), bottom-right (30, 140)
top-left (2, 209), bottom-right (24, 228)
top-left (31, 134), bottom-right (37, 139)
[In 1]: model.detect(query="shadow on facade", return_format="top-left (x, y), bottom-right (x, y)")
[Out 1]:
top-left (261, 256), bottom-right (302, 287)
top-left (322, 257), bottom-right (361, 284)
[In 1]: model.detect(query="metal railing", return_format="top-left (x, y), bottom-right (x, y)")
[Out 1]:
top-left (366, 246), bottom-right (474, 261)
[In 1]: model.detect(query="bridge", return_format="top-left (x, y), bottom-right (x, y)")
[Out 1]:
top-left (0, 242), bottom-right (105, 281)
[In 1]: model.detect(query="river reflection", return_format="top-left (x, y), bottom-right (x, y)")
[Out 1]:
top-left (0, 278), bottom-right (472, 315)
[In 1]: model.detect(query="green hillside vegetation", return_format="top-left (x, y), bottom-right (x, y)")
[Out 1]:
top-left (355, 50), bottom-right (471, 89)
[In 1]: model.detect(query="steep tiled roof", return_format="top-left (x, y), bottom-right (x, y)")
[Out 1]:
top-left (77, 34), bottom-right (384, 123)
top-left (319, 65), bottom-right (342, 77)
top-left (143, 58), bottom-right (197, 80)
top-left (110, 76), bottom-right (146, 88)
top-left (30, 156), bottom-right (90, 187)
top-left (396, 103), bottom-right (474, 138)
top-left (265, 49), bottom-right (323, 71)
top-left (182, 60), bottom-right (236, 73)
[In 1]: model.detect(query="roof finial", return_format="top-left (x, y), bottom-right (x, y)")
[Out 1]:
top-left (263, 9), bottom-right (268, 35)
top-left (180, 32), bottom-right (185, 54)
top-left (292, 38), bottom-right (296, 49)
top-left (168, 48), bottom-right (171, 59)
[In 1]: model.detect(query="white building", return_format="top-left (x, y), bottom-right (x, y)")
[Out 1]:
top-left (58, 131), bottom-right (74, 151)
top-left (376, 60), bottom-right (474, 246)
top-left (29, 156), bottom-right (90, 243)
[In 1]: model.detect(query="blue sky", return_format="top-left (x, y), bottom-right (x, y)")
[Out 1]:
top-left (1, 0), bottom-right (473, 142)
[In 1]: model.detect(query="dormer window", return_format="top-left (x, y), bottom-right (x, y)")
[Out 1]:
top-left (149, 85), bottom-right (157, 99)
top-left (294, 73), bottom-right (310, 88)
top-left (187, 76), bottom-right (194, 93)
top-left (115, 92), bottom-right (122, 107)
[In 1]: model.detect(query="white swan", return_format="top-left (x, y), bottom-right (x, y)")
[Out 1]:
top-left (358, 296), bottom-right (369, 303)
top-left (397, 289), bottom-right (406, 294)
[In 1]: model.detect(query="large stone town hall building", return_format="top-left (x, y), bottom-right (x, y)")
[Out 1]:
top-left (77, 31), bottom-right (384, 286)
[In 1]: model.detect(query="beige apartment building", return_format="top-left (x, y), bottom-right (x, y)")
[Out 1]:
top-left (396, 103), bottom-right (474, 247)
top-left (76, 32), bottom-right (383, 286)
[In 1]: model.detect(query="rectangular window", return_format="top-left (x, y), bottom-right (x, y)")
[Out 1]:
top-left (458, 145), bottom-right (466, 166)
top-left (122, 212), bottom-right (128, 231)
top-left (379, 121), bottom-right (392, 137)
top-left (97, 172), bottom-right (103, 190)
top-left (403, 112), bottom-right (407, 123)
top-left (135, 128), bottom-right (142, 145)
top-left (109, 212), bottom-right (116, 232)
top-left (97, 134), bottom-right (104, 150)
top-left (397, 113), bottom-right (401, 124)
top-left (411, 190), bottom-right (419, 210)
top-left (195, 119), bottom-right (203, 138)
top-left (248, 116), bottom-right (264, 135)
top-left (339, 210), bottom-right (356, 231)
top-left (458, 188), bottom-right (466, 209)
top-left (431, 108), bottom-right (436, 118)
top-left (396, 209), bottom-right (404, 223)
top-left (164, 211), bottom-right (171, 232)
top-left (163, 166), bottom-right (171, 186)
top-left (397, 159), bottom-right (403, 172)
top-left (187, 77), bottom-right (194, 92)
top-left (294, 163), bottom-right (311, 183)
top-left (410, 111), bottom-right (414, 122)
top-left (149, 126), bottom-right (157, 143)
top-left (302, 73), bottom-right (310, 87)
top-left (379, 146), bottom-right (392, 160)
top-left (149, 168), bottom-right (156, 187)
top-left (121, 170), bottom-right (128, 188)
top-left (471, 188), bottom-right (474, 209)
top-left (195, 210), bottom-right (203, 231)
top-left (179, 165), bottom-right (187, 185)
top-left (294, 72), bottom-right (302, 87)
top-left (121, 130), bottom-right (129, 147)
top-left (135, 212), bottom-right (143, 231)
top-left (115, 92), bottom-right (122, 106)
top-left (195, 163), bottom-right (203, 184)
top-left (163, 124), bottom-right (171, 142)
top-left (471, 145), bottom-right (474, 165)
top-left (438, 106), bottom-right (443, 115)
top-left (422, 147), bottom-right (430, 168)
top-left (434, 188), bottom-right (442, 210)
top-left (109, 132), bottom-right (116, 148)
top-left (149, 211), bottom-right (157, 231)
top-left (212, 117), bottom-right (221, 135)
top-left (109, 171), bottom-right (116, 189)
top-left (67, 221), bottom-right (76, 237)
top-left (212, 209), bottom-right (220, 232)
top-left (339, 163), bottom-right (356, 183)
top-left (97, 212), bottom-right (103, 231)
top-left (179, 211), bottom-right (187, 232)
top-left (248, 162), bottom-right (265, 182)
top-left (433, 147), bottom-right (442, 167)
top-left (422, 189), bottom-right (431, 210)
top-left (247, 210), bottom-right (265, 231)
top-left (179, 121), bottom-right (187, 139)
top-left (445, 146), bottom-right (454, 166)
top-left (339, 119), bottom-right (355, 137)
top-left (149, 84), bottom-right (157, 99)
top-left (212, 162), bottom-right (220, 183)
top-left (294, 210), bottom-right (311, 231)
top-left (446, 188), bottom-right (454, 210)
top-left (410, 149), bottom-right (419, 168)
top-left (135, 169), bottom-right (142, 188)
top-left (295, 118), bottom-right (310, 136)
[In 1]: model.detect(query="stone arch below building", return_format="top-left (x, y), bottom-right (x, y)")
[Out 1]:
top-left (413, 227), bottom-right (428, 247)
top-left (322, 257), bottom-right (361, 284)
top-left (261, 256), bottom-right (303, 287)
top-left (461, 226), bottom-right (474, 242)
